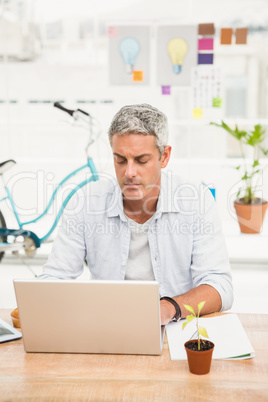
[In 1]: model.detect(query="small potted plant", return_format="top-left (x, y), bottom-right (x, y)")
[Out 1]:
top-left (183, 301), bottom-right (214, 375)
top-left (210, 121), bottom-right (268, 233)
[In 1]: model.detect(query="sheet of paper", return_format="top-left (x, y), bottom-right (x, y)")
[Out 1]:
top-left (235, 27), bottom-right (248, 44)
top-left (191, 65), bottom-right (222, 119)
top-left (0, 318), bottom-right (22, 343)
top-left (198, 23), bottom-right (215, 36)
top-left (162, 85), bottom-right (171, 95)
top-left (166, 314), bottom-right (255, 360)
top-left (192, 108), bottom-right (203, 119)
top-left (132, 71), bottom-right (144, 82)
top-left (198, 38), bottom-right (214, 51)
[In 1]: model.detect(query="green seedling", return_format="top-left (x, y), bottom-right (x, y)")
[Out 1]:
top-left (182, 301), bottom-right (209, 351)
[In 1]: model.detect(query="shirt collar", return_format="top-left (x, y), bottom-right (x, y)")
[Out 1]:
top-left (107, 171), bottom-right (180, 220)
top-left (156, 171), bottom-right (181, 215)
top-left (107, 183), bottom-right (126, 221)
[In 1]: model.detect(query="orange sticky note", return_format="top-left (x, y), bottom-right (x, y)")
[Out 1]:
top-left (235, 28), bottom-right (248, 44)
top-left (132, 71), bottom-right (143, 82)
top-left (220, 28), bottom-right (233, 44)
top-left (193, 108), bottom-right (203, 119)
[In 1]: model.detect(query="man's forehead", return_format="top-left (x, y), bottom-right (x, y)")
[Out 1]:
top-left (111, 133), bottom-right (156, 147)
top-left (112, 134), bottom-right (158, 158)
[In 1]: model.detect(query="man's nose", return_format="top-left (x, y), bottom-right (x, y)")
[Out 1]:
top-left (125, 161), bottom-right (137, 178)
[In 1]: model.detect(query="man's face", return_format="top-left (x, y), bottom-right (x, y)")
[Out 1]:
top-left (112, 133), bottom-right (171, 202)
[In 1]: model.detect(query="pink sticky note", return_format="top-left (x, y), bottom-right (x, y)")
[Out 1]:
top-left (162, 86), bottom-right (171, 95)
top-left (107, 26), bottom-right (117, 37)
top-left (198, 38), bottom-right (214, 51)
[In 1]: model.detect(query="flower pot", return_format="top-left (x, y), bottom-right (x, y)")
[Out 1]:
top-left (234, 200), bottom-right (268, 234)
top-left (184, 340), bottom-right (214, 375)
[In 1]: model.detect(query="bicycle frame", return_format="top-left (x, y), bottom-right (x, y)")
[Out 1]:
top-left (0, 157), bottom-right (99, 244)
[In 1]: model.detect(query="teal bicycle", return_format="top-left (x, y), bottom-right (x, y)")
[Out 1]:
top-left (0, 103), bottom-right (100, 262)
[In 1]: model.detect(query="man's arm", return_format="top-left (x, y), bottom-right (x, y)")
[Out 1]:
top-left (160, 184), bottom-right (233, 325)
top-left (160, 284), bottom-right (222, 325)
top-left (38, 190), bottom-right (86, 280)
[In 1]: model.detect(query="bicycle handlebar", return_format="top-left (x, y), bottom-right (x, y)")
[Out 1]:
top-left (77, 108), bottom-right (90, 117)
top-left (53, 102), bottom-right (100, 157)
top-left (54, 102), bottom-right (90, 117)
top-left (54, 102), bottom-right (74, 116)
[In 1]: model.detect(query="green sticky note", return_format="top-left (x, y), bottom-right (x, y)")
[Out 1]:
top-left (212, 98), bottom-right (222, 108)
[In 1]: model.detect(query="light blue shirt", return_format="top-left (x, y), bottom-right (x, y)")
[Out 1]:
top-left (40, 172), bottom-right (233, 311)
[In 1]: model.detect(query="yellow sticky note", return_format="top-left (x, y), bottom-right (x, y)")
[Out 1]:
top-left (193, 108), bottom-right (203, 119)
top-left (132, 71), bottom-right (143, 82)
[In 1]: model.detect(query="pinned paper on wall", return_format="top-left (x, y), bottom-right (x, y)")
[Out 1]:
top-left (198, 23), bottom-right (215, 36)
top-left (107, 26), bottom-right (118, 38)
top-left (132, 71), bottom-right (143, 82)
top-left (197, 23), bottom-right (215, 65)
top-left (193, 108), bottom-right (203, 119)
top-left (192, 66), bottom-right (223, 119)
top-left (198, 53), bottom-right (214, 64)
top-left (212, 97), bottom-right (222, 108)
top-left (198, 38), bottom-right (214, 51)
top-left (221, 28), bottom-right (233, 44)
top-left (235, 28), bottom-right (248, 44)
top-left (162, 85), bottom-right (171, 95)
top-left (157, 25), bottom-right (198, 86)
top-left (108, 25), bottom-right (150, 85)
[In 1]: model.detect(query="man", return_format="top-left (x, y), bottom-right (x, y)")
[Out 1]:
top-left (40, 104), bottom-right (233, 324)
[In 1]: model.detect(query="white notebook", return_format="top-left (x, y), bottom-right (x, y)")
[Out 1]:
top-left (166, 313), bottom-right (255, 360)
top-left (0, 318), bottom-right (22, 344)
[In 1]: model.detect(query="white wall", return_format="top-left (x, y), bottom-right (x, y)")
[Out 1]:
top-left (0, 0), bottom-right (268, 237)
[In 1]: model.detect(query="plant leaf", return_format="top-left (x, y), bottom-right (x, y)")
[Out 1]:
top-left (186, 314), bottom-right (194, 323)
top-left (197, 301), bottom-right (206, 316)
top-left (182, 321), bottom-right (188, 330)
top-left (260, 147), bottom-right (268, 156)
top-left (182, 315), bottom-right (194, 330)
top-left (184, 304), bottom-right (195, 315)
top-left (247, 124), bottom-right (266, 146)
top-left (198, 327), bottom-right (209, 339)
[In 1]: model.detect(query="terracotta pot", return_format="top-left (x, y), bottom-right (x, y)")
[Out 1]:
top-left (184, 340), bottom-right (214, 375)
top-left (234, 200), bottom-right (268, 234)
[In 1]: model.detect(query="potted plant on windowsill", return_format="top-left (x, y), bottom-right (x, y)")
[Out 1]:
top-left (210, 121), bottom-right (268, 233)
top-left (183, 301), bottom-right (214, 375)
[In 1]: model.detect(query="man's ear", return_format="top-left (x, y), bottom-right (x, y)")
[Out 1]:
top-left (161, 146), bottom-right (172, 168)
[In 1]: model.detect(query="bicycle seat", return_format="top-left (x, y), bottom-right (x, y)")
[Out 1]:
top-left (0, 159), bottom-right (16, 175)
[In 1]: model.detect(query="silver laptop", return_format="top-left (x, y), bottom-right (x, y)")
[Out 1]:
top-left (13, 279), bottom-right (165, 355)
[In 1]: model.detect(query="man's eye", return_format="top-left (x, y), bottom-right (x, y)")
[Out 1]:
top-left (116, 158), bottom-right (126, 164)
top-left (137, 159), bottom-right (148, 164)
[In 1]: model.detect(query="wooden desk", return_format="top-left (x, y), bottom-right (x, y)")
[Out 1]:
top-left (0, 310), bottom-right (268, 401)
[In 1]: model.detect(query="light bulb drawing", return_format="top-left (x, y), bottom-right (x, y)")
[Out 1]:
top-left (119, 37), bottom-right (140, 74)
top-left (167, 38), bottom-right (188, 74)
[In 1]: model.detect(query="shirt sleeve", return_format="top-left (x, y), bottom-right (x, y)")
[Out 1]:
top-left (38, 190), bottom-right (86, 280)
top-left (190, 185), bottom-right (233, 311)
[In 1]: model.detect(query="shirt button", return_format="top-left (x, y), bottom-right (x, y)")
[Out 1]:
top-left (122, 261), bottom-right (126, 266)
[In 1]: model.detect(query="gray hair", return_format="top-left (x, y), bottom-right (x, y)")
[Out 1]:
top-left (108, 104), bottom-right (169, 155)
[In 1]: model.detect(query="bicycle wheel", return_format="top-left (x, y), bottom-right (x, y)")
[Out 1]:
top-left (0, 210), bottom-right (7, 263)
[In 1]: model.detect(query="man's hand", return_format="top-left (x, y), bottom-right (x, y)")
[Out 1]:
top-left (160, 285), bottom-right (222, 325)
top-left (160, 299), bottom-right (176, 325)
